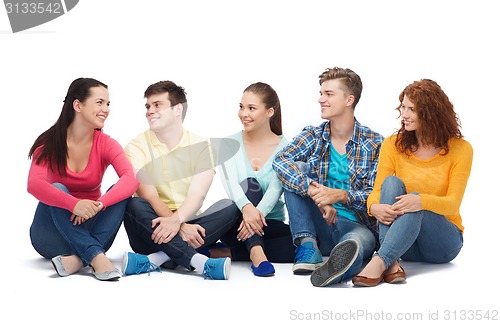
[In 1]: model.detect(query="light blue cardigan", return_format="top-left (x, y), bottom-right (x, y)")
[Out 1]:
top-left (218, 131), bottom-right (288, 221)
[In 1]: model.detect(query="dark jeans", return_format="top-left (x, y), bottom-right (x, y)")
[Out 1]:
top-left (30, 183), bottom-right (128, 266)
top-left (221, 178), bottom-right (295, 263)
top-left (124, 197), bottom-right (239, 270)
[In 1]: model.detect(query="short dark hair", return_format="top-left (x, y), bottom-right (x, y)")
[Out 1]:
top-left (144, 81), bottom-right (188, 120)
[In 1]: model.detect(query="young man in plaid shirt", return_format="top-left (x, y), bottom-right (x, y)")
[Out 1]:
top-left (272, 67), bottom-right (384, 287)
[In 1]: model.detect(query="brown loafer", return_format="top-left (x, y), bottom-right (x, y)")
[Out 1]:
top-left (384, 266), bottom-right (406, 284)
top-left (352, 273), bottom-right (384, 287)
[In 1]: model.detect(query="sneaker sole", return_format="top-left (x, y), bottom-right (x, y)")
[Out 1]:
top-left (310, 239), bottom-right (360, 287)
top-left (121, 252), bottom-right (129, 275)
top-left (223, 258), bottom-right (231, 279)
top-left (292, 262), bottom-right (322, 275)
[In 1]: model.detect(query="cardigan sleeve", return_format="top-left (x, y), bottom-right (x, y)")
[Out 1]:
top-left (420, 140), bottom-right (473, 216)
top-left (218, 137), bottom-right (251, 211)
top-left (367, 137), bottom-right (396, 215)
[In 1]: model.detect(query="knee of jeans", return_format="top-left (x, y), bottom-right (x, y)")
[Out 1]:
top-left (222, 199), bottom-right (240, 217)
top-left (214, 198), bottom-right (239, 214)
top-left (240, 177), bottom-right (262, 192)
top-left (52, 182), bottom-right (70, 193)
top-left (126, 197), bottom-right (146, 211)
top-left (343, 234), bottom-right (375, 258)
top-left (381, 176), bottom-right (404, 189)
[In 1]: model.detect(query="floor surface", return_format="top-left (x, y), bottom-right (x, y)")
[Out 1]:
top-left (4, 211), bottom-right (497, 324)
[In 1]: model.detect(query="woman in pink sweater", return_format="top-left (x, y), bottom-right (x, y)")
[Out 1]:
top-left (28, 78), bottom-right (138, 281)
top-left (352, 79), bottom-right (473, 287)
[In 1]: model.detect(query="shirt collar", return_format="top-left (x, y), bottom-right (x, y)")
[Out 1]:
top-left (350, 118), bottom-right (362, 145)
top-left (322, 118), bottom-right (362, 145)
top-left (148, 128), bottom-right (190, 150)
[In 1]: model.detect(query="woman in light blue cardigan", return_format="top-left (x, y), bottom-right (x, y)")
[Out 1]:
top-left (218, 82), bottom-right (295, 276)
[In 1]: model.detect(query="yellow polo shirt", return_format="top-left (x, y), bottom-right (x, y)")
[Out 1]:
top-left (125, 128), bottom-right (214, 211)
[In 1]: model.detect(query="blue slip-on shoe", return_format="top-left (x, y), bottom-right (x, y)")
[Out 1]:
top-left (310, 239), bottom-right (360, 287)
top-left (122, 252), bottom-right (160, 276)
top-left (202, 257), bottom-right (231, 280)
top-left (251, 261), bottom-right (275, 277)
top-left (292, 242), bottom-right (323, 274)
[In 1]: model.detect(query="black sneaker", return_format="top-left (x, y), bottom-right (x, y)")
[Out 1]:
top-left (310, 239), bottom-right (359, 287)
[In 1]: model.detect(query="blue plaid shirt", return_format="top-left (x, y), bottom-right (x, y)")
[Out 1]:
top-left (272, 119), bottom-right (384, 234)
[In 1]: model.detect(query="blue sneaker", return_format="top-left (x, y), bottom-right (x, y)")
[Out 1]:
top-left (122, 252), bottom-right (160, 276)
top-left (310, 239), bottom-right (360, 287)
top-left (202, 257), bottom-right (230, 280)
top-left (292, 242), bottom-right (323, 274)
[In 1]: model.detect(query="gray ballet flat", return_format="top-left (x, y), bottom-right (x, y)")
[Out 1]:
top-left (91, 268), bottom-right (121, 281)
top-left (51, 255), bottom-right (70, 277)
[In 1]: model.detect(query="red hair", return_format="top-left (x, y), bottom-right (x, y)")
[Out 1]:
top-left (395, 79), bottom-right (462, 155)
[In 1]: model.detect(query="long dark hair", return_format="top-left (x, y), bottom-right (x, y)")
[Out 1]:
top-left (28, 78), bottom-right (108, 176)
top-left (244, 82), bottom-right (282, 135)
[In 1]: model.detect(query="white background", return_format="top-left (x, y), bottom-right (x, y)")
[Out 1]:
top-left (1, 1), bottom-right (498, 323)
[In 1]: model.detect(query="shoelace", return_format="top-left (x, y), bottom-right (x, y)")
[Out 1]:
top-left (135, 260), bottom-right (161, 276)
top-left (202, 261), bottom-right (217, 279)
top-left (294, 245), bottom-right (316, 263)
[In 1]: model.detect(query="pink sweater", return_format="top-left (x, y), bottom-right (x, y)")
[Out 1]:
top-left (28, 130), bottom-right (139, 212)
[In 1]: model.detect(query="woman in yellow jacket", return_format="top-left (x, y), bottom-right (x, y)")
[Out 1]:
top-left (352, 79), bottom-right (473, 286)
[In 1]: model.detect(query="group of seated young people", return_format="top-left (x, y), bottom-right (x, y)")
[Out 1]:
top-left (27, 67), bottom-right (473, 287)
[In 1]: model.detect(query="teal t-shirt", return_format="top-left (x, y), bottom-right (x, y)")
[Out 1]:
top-left (326, 143), bottom-right (358, 222)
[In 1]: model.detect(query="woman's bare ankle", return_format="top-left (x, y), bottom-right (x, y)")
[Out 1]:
top-left (61, 255), bottom-right (84, 275)
top-left (386, 260), bottom-right (401, 274)
top-left (249, 245), bottom-right (267, 266)
top-left (358, 255), bottom-right (386, 278)
top-left (90, 253), bottom-right (116, 273)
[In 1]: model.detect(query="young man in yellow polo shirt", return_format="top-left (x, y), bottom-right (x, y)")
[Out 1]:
top-left (122, 80), bottom-right (238, 280)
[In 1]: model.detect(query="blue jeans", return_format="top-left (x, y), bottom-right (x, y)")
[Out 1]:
top-left (30, 183), bottom-right (129, 266)
top-left (284, 190), bottom-right (376, 278)
top-left (220, 178), bottom-right (295, 263)
top-left (124, 197), bottom-right (239, 270)
top-left (377, 176), bottom-right (463, 269)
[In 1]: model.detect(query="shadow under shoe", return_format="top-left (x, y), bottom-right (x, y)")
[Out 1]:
top-left (310, 239), bottom-right (360, 287)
